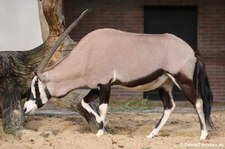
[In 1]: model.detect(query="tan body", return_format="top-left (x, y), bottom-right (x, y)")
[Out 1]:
top-left (44, 29), bottom-right (196, 97)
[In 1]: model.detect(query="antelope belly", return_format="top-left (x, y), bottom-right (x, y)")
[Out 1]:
top-left (117, 75), bottom-right (169, 92)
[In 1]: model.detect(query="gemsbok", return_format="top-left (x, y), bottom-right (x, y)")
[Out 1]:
top-left (24, 9), bottom-right (213, 139)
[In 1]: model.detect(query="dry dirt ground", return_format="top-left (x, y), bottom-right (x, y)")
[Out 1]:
top-left (0, 100), bottom-right (225, 149)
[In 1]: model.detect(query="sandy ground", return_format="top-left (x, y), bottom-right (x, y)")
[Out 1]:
top-left (0, 102), bottom-right (225, 149)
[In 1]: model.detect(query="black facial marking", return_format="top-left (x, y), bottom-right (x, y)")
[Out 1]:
top-left (27, 92), bottom-right (34, 101)
top-left (34, 79), bottom-right (40, 99)
top-left (45, 88), bottom-right (52, 99)
top-left (34, 78), bottom-right (44, 108)
top-left (36, 99), bottom-right (44, 108)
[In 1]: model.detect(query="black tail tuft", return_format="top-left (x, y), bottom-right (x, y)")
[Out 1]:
top-left (194, 54), bottom-right (213, 128)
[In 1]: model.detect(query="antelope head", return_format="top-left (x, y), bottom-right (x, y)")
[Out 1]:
top-left (24, 9), bottom-right (90, 114)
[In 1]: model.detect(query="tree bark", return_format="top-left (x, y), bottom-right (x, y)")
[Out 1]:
top-left (0, 0), bottom-right (70, 134)
top-left (0, 0), bottom-right (99, 134)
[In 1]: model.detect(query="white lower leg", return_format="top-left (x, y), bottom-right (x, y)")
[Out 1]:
top-left (196, 99), bottom-right (208, 140)
top-left (96, 129), bottom-right (104, 137)
top-left (99, 103), bottom-right (108, 123)
top-left (95, 103), bottom-right (108, 137)
top-left (81, 100), bottom-right (102, 123)
top-left (147, 109), bottom-right (174, 138)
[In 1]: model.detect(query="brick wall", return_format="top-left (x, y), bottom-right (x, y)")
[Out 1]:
top-left (64, 0), bottom-right (143, 39)
top-left (198, 1), bottom-right (225, 102)
top-left (64, 0), bottom-right (225, 102)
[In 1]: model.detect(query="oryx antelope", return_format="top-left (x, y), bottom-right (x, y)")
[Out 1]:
top-left (24, 9), bottom-right (213, 139)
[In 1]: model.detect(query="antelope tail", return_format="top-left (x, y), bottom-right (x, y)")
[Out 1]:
top-left (194, 54), bottom-right (213, 128)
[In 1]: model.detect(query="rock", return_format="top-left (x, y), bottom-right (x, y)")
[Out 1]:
top-left (40, 131), bottom-right (52, 138)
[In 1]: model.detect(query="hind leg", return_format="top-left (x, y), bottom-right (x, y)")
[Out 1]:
top-left (147, 79), bottom-right (176, 138)
top-left (175, 73), bottom-right (208, 140)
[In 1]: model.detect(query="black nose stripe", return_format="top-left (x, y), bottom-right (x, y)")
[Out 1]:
top-left (36, 99), bottom-right (44, 108)
top-left (34, 79), bottom-right (40, 99)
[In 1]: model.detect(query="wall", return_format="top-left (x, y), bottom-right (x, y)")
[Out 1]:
top-left (0, 0), bottom-right (43, 51)
top-left (198, 1), bottom-right (225, 102)
top-left (64, 0), bottom-right (225, 102)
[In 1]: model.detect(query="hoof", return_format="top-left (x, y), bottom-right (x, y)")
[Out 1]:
top-left (200, 130), bottom-right (208, 140)
top-left (146, 129), bottom-right (158, 139)
top-left (146, 134), bottom-right (156, 139)
top-left (96, 129), bottom-right (104, 137)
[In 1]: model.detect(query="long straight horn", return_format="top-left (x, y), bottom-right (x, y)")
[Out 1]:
top-left (37, 9), bottom-right (90, 76)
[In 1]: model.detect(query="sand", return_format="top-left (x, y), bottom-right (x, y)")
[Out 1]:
top-left (0, 108), bottom-right (224, 149)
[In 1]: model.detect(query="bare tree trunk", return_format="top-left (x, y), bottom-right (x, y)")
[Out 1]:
top-left (0, 0), bottom-right (99, 134)
top-left (0, 0), bottom-right (71, 134)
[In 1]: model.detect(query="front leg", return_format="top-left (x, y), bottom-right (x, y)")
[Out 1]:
top-left (96, 84), bottom-right (110, 137)
top-left (77, 89), bottom-right (101, 133)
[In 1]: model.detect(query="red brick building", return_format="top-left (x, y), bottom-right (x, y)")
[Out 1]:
top-left (64, 0), bottom-right (225, 102)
